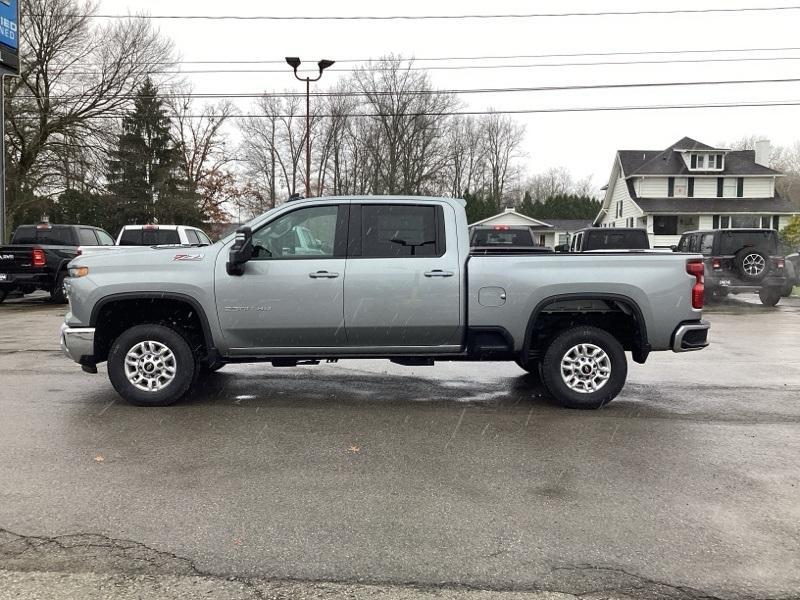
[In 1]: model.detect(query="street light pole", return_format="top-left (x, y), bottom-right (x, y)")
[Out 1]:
top-left (285, 57), bottom-right (335, 198)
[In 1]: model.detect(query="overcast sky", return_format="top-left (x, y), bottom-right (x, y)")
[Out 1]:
top-left (99, 0), bottom-right (800, 191)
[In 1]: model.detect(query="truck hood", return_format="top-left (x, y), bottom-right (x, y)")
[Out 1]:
top-left (71, 244), bottom-right (223, 269)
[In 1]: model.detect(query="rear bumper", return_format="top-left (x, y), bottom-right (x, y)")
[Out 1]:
top-left (0, 272), bottom-right (53, 290)
top-left (672, 320), bottom-right (710, 352)
top-left (706, 274), bottom-right (786, 292)
top-left (60, 323), bottom-right (96, 364)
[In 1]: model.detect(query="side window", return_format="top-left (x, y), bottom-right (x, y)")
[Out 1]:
top-left (251, 205), bottom-right (338, 259)
top-left (677, 236), bottom-right (689, 252)
top-left (196, 231), bottom-right (212, 245)
top-left (700, 234), bottom-right (714, 255)
top-left (360, 205), bottom-right (441, 258)
top-left (78, 228), bottom-right (99, 246)
top-left (184, 229), bottom-right (200, 245)
top-left (96, 230), bottom-right (115, 245)
top-left (119, 230), bottom-right (141, 245)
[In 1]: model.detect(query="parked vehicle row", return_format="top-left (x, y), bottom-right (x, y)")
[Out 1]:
top-left (0, 221), bottom-right (212, 303)
top-left (61, 195), bottom-right (709, 410)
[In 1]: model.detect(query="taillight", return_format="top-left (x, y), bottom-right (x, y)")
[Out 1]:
top-left (776, 258), bottom-right (785, 270)
top-left (711, 257), bottom-right (722, 270)
top-left (32, 248), bottom-right (46, 267)
top-left (687, 259), bottom-right (704, 309)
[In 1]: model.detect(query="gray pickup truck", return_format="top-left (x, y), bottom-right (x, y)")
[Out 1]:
top-left (61, 196), bottom-right (709, 409)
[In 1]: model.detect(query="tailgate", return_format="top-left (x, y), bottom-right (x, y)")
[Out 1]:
top-left (0, 246), bottom-right (37, 275)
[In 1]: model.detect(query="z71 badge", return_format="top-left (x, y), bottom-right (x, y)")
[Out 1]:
top-left (172, 253), bottom-right (204, 262)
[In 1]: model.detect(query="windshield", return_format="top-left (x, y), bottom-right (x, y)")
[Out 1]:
top-left (471, 228), bottom-right (535, 246)
top-left (11, 225), bottom-right (75, 245)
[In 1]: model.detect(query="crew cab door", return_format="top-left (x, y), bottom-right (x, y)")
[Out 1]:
top-left (214, 204), bottom-right (348, 352)
top-left (343, 203), bottom-right (462, 348)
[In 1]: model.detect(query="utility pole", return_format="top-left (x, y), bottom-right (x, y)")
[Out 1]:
top-left (285, 57), bottom-right (335, 198)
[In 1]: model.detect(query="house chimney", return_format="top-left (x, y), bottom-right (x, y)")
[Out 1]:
top-left (754, 139), bottom-right (771, 167)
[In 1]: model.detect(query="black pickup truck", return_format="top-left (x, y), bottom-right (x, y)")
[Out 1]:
top-left (0, 222), bottom-right (115, 303)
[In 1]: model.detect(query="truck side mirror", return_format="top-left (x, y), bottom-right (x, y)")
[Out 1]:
top-left (227, 226), bottom-right (254, 276)
top-left (670, 245), bottom-right (678, 252)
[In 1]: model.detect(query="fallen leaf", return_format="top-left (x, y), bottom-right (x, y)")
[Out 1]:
top-left (94, 454), bottom-right (105, 463)
top-left (347, 445), bottom-right (361, 454)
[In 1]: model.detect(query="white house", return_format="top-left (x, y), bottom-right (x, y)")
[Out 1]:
top-left (594, 137), bottom-right (797, 247)
top-left (469, 208), bottom-right (592, 248)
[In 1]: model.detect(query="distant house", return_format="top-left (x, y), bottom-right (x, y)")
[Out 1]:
top-left (468, 208), bottom-right (592, 248)
top-left (594, 136), bottom-right (797, 247)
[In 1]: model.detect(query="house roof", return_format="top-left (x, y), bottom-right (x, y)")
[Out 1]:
top-left (542, 219), bottom-right (594, 231)
top-left (632, 197), bottom-right (798, 214)
top-left (618, 137), bottom-right (780, 177)
top-left (468, 209), bottom-right (551, 228)
top-left (468, 211), bottom-right (592, 231)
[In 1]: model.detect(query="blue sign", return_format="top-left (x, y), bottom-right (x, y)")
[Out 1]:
top-left (0, 0), bottom-right (18, 51)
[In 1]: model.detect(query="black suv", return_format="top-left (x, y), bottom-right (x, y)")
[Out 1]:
top-left (674, 229), bottom-right (786, 306)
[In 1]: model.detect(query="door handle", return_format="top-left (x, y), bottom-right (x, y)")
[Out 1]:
top-left (309, 270), bottom-right (339, 279)
top-left (424, 269), bottom-right (454, 278)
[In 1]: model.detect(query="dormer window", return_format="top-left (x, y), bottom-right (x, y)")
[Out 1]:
top-left (689, 153), bottom-right (724, 171)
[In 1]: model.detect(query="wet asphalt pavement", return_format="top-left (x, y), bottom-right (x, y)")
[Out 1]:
top-left (0, 293), bottom-right (799, 599)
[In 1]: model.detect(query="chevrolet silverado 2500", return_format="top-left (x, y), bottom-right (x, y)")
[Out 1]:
top-left (60, 196), bottom-right (710, 409)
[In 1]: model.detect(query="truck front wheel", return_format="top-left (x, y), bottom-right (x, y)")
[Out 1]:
top-left (107, 324), bottom-right (197, 406)
top-left (540, 326), bottom-right (627, 409)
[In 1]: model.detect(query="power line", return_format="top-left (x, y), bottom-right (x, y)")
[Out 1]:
top-left (54, 45), bottom-right (800, 66)
top-left (28, 5), bottom-right (800, 20)
top-left (55, 54), bottom-right (800, 75)
top-left (15, 77), bottom-right (800, 101)
top-left (13, 100), bottom-right (800, 119)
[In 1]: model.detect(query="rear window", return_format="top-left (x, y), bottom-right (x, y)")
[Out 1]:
top-left (119, 229), bottom-right (181, 246)
top-left (584, 230), bottom-right (649, 250)
top-left (360, 205), bottom-right (441, 258)
top-left (719, 230), bottom-right (778, 255)
top-left (11, 225), bottom-right (75, 246)
top-left (471, 229), bottom-right (534, 247)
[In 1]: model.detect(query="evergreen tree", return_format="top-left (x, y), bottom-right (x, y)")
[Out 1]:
top-left (106, 78), bottom-right (202, 232)
top-left (463, 189), bottom-right (496, 224)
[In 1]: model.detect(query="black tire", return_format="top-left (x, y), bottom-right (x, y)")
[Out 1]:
top-left (540, 326), bottom-right (627, 410)
top-left (759, 287), bottom-right (781, 307)
top-left (734, 248), bottom-right (768, 282)
top-left (0, 290), bottom-right (8, 304)
top-left (514, 357), bottom-right (541, 381)
top-left (107, 324), bottom-right (197, 406)
top-left (49, 271), bottom-right (68, 304)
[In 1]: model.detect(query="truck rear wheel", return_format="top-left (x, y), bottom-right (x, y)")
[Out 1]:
top-left (540, 326), bottom-right (627, 409)
top-left (107, 324), bottom-right (197, 406)
top-left (50, 271), bottom-right (68, 304)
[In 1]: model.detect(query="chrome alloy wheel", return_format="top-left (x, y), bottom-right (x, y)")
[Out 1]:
top-left (124, 341), bottom-right (177, 392)
top-left (560, 343), bottom-right (612, 394)
top-left (742, 253), bottom-right (766, 276)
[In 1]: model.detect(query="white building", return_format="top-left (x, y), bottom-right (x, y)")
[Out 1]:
top-left (469, 208), bottom-right (592, 248)
top-left (594, 137), bottom-right (797, 247)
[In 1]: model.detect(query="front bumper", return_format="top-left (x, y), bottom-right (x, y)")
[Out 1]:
top-left (672, 320), bottom-right (710, 352)
top-left (60, 323), bottom-right (96, 364)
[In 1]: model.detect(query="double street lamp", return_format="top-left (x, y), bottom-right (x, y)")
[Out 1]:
top-left (285, 57), bottom-right (335, 198)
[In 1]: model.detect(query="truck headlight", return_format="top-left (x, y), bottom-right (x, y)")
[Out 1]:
top-left (68, 266), bottom-right (89, 278)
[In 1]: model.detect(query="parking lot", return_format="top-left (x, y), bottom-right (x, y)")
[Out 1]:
top-left (1, 293), bottom-right (799, 599)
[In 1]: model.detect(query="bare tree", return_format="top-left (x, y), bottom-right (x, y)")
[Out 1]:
top-left (481, 111), bottom-right (526, 209)
top-left (4, 0), bottom-right (175, 234)
top-left (353, 57), bottom-right (458, 195)
top-left (169, 90), bottom-right (235, 222)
